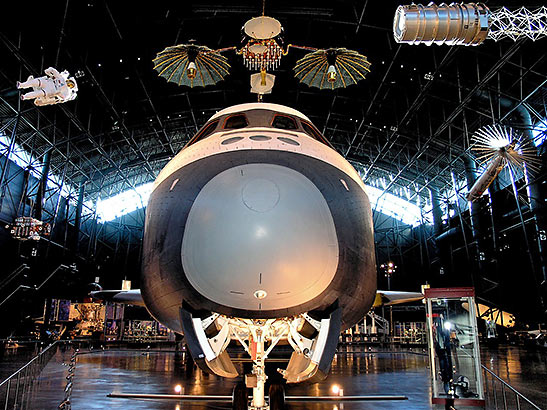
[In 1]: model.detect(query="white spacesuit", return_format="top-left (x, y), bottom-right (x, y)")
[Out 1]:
top-left (17, 67), bottom-right (78, 106)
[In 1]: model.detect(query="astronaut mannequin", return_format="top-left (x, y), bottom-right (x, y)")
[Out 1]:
top-left (17, 67), bottom-right (78, 106)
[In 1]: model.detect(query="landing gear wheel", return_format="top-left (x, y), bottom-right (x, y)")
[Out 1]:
top-left (232, 382), bottom-right (248, 410)
top-left (268, 383), bottom-right (286, 410)
top-left (184, 348), bottom-right (195, 377)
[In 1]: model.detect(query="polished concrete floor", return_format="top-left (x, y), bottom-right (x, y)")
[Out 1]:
top-left (15, 347), bottom-right (434, 409)
top-left (481, 344), bottom-right (547, 407)
top-left (3, 344), bottom-right (546, 409)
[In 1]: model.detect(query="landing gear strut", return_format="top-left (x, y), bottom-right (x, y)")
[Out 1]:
top-left (250, 328), bottom-right (267, 409)
top-left (181, 307), bottom-right (341, 409)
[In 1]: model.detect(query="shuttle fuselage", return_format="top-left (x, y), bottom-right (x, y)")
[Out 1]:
top-left (141, 103), bottom-right (376, 333)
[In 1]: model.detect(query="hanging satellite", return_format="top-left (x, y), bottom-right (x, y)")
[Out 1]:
top-left (239, 16), bottom-right (284, 71)
top-left (153, 43), bottom-right (231, 88)
top-left (466, 124), bottom-right (539, 201)
top-left (152, 5), bottom-right (371, 94)
top-left (6, 217), bottom-right (51, 241)
top-left (293, 48), bottom-right (371, 90)
top-left (393, 3), bottom-right (547, 46)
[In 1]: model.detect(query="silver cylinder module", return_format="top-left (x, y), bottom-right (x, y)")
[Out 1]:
top-left (393, 3), bottom-right (490, 46)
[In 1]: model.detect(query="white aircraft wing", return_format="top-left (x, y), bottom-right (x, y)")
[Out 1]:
top-left (90, 289), bottom-right (145, 306)
top-left (89, 289), bottom-right (423, 310)
top-left (373, 290), bottom-right (423, 307)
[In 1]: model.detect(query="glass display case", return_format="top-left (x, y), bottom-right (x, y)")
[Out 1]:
top-left (424, 287), bottom-right (485, 407)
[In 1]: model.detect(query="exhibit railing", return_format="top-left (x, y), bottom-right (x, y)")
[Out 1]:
top-left (2, 342), bottom-right (544, 410)
top-left (58, 348), bottom-right (78, 410)
top-left (0, 339), bottom-right (181, 410)
top-left (482, 365), bottom-right (542, 410)
top-left (0, 341), bottom-right (59, 410)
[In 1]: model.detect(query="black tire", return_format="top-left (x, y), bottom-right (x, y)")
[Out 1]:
top-left (184, 350), bottom-right (194, 377)
top-left (232, 382), bottom-right (248, 410)
top-left (269, 383), bottom-right (286, 410)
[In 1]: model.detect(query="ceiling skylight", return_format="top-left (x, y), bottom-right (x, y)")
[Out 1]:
top-left (532, 120), bottom-right (547, 146)
top-left (96, 183), bottom-right (153, 222)
top-left (95, 181), bottom-right (429, 226)
top-left (2, 132), bottom-right (433, 227)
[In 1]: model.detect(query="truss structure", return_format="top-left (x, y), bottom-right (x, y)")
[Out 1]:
top-left (488, 6), bottom-right (547, 42)
top-left (0, 2), bottom-right (546, 315)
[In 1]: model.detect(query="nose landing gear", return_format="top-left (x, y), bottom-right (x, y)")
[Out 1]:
top-left (231, 382), bottom-right (286, 410)
top-left (181, 307), bottom-right (340, 410)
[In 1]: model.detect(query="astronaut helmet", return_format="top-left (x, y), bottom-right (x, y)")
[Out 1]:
top-left (66, 78), bottom-right (78, 91)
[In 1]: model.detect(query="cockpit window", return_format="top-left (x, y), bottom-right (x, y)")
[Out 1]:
top-left (198, 120), bottom-right (219, 140)
top-left (301, 121), bottom-right (331, 146)
top-left (224, 114), bottom-right (248, 129)
top-left (272, 115), bottom-right (298, 130)
top-left (185, 119), bottom-right (219, 147)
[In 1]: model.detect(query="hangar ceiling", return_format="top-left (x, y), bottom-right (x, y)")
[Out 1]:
top-left (1, 0), bottom-right (546, 215)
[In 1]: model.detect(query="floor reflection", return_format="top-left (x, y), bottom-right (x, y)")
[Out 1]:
top-left (19, 344), bottom-right (546, 409)
top-left (481, 345), bottom-right (547, 407)
top-left (65, 347), bottom-right (433, 409)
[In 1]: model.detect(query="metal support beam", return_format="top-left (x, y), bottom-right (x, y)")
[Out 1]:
top-left (34, 149), bottom-right (51, 220)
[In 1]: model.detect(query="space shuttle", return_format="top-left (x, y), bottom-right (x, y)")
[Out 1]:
top-left (92, 102), bottom-right (422, 409)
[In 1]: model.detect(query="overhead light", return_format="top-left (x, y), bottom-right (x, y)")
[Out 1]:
top-left (186, 61), bottom-right (197, 79)
top-left (254, 290), bottom-right (267, 300)
top-left (327, 65), bottom-right (337, 83)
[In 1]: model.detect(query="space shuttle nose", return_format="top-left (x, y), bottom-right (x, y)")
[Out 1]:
top-left (241, 177), bottom-right (280, 213)
top-left (181, 163), bottom-right (339, 312)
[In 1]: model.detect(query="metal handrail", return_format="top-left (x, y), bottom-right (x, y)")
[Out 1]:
top-left (0, 340), bottom-right (61, 410)
top-left (1, 340), bottom-right (184, 410)
top-left (482, 365), bottom-right (543, 410)
top-left (0, 264), bottom-right (29, 292)
top-left (0, 265), bottom-right (71, 308)
top-left (0, 341), bottom-right (58, 387)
